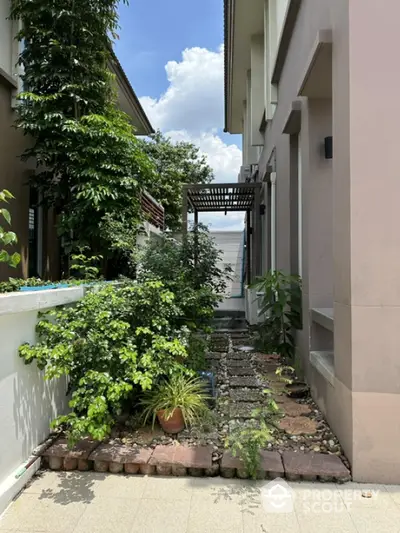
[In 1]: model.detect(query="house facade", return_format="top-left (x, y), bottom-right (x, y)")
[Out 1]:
top-left (225, 0), bottom-right (400, 483)
top-left (0, 1), bottom-right (153, 281)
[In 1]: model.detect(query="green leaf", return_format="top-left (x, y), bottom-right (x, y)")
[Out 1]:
top-left (0, 209), bottom-right (11, 225)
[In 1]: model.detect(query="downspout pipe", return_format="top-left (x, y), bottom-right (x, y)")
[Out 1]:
top-left (270, 172), bottom-right (277, 272)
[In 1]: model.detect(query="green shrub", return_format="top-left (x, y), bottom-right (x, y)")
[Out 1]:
top-left (138, 225), bottom-right (232, 330)
top-left (19, 280), bottom-right (189, 444)
top-left (251, 270), bottom-right (302, 360)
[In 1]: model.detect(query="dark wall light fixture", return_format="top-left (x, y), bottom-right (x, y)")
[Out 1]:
top-left (324, 136), bottom-right (333, 159)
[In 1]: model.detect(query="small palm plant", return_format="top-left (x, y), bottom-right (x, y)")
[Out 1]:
top-left (141, 373), bottom-right (210, 434)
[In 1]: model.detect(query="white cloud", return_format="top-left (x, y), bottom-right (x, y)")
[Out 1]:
top-left (139, 46), bottom-right (243, 231)
top-left (141, 46), bottom-right (224, 134)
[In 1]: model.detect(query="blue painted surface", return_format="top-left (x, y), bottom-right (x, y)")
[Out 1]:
top-left (19, 281), bottom-right (115, 292)
top-left (198, 371), bottom-right (216, 399)
top-left (19, 284), bottom-right (70, 292)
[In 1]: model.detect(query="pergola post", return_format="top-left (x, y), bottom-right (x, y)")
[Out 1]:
top-left (194, 209), bottom-right (199, 268)
top-left (253, 184), bottom-right (262, 278)
top-left (246, 210), bottom-right (251, 285)
top-left (182, 185), bottom-right (188, 236)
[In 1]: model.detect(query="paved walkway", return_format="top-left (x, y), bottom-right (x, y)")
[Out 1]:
top-left (2, 471), bottom-right (400, 532)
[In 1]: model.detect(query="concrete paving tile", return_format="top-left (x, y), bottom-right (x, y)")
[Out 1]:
top-left (350, 508), bottom-right (400, 533)
top-left (336, 483), bottom-right (397, 511)
top-left (131, 499), bottom-right (190, 533)
top-left (24, 471), bottom-right (63, 494)
top-left (290, 481), bottom-right (346, 513)
top-left (0, 495), bottom-right (37, 531)
top-left (1, 492), bottom-right (86, 532)
top-left (296, 511), bottom-right (356, 533)
top-left (242, 507), bottom-right (301, 533)
top-left (88, 472), bottom-right (148, 499)
top-left (142, 476), bottom-right (193, 501)
top-left (384, 485), bottom-right (400, 507)
top-left (73, 497), bottom-right (139, 533)
top-left (187, 498), bottom-right (243, 533)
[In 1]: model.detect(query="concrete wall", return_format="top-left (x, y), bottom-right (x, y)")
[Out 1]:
top-left (211, 231), bottom-right (245, 314)
top-left (0, 287), bottom-right (85, 513)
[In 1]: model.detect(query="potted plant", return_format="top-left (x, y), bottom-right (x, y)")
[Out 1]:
top-left (141, 373), bottom-right (210, 434)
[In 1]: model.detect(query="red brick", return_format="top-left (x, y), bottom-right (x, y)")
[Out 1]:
top-left (49, 456), bottom-right (63, 471)
top-left (63, 457), bottom-right (78, 471)
top-left (89, 443), bottom-right (152, 464)
top-left (44, 437), bottom-right (99, 460)
top-left (94, 460), bottom-right (108, 473)
top-left (171, 465), bottom-right (187, 476)
top-left (221, 451), bottom-right (284, 480)
top-left (282, 452), bottom-right (351, 482)
top-left (140, 464), bottom-right (156, 475)
top-left (78, 459), bottom-right (92, 471)
top-left (124, 463), bottom-right (140, 474)
top-left (156, 465), bottom-right (172, 476)
top-left (109, 462), bottom-right (124, 474)
top-left (149, 445), bottom-right (213, 470)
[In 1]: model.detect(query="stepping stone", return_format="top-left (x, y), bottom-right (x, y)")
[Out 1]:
top-left (210, 336), bottom-right (229, 352)
top-left (230, 376), bottom-right (259, 388)
top-left (230, 402), bottom-right (260, 419)
top-left (229, 352), bottom-right (250, 360)
top-left (277, 399), bottom-right (311, 417)
top-left (230, 389), bottom-right (262, 402)
top-left (226, 359), bottom-right (250, 368)
top-left (221, 450), bottom-right (284, 479)
top-left (279, 416), bottom-right (318, 436)
top-left (282, 451), bottom-right (351, 482)
top-left (205, 352), bottom-right (222, 361)
top-left (149, 444), bottom-right (213, 475)
top-left (228, 367), bottom-right (254, 376)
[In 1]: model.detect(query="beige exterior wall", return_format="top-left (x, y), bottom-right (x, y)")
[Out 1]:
top-left (226, 0), bottom-right (400, 483)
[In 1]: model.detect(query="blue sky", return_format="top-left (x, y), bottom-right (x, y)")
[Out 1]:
top-left (114, 0), bottom-right (244, 230)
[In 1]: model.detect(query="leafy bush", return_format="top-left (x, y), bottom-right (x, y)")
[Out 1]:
top-left (186, 334), bottom-right (209, 372)
top-left (0, 190), bottom-right (20, 268)
top-left (138, 225), bottom-right (232, 330)
top-left (251, 270), bottom-right (302, 360)
top-left (141, 373), bottom-right (210, 428)
top-left (225, 394), bottom-right (282, 479)
top-left (19, 281), bottom-right (189, 443)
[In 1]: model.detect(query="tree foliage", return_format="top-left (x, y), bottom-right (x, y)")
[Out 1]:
top-left (139, 132), bottom-right (213, 230)
top-left (0, 190), bottom-right (21, 268)
top-left (138, 225), bottom-right (232, 329)
top-left (10, 0), bottom-right (154, 266)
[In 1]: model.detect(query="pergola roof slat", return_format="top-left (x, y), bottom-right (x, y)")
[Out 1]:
top-left (184, 182), bottom-right (261, 212)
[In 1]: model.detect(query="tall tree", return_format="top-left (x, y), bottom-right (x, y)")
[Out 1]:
top-left (10, 0), bottom-right (154, 271)
top-left (139, 131), bottom-right (213, 230)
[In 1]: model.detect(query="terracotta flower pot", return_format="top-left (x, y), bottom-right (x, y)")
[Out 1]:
top-left (157, 408), bottom-right (185, 434)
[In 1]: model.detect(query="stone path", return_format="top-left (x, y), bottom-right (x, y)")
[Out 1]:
top-left (38, 329), bottom-right (350, 482)
top-left (2, 471), bottom-right (400, 533)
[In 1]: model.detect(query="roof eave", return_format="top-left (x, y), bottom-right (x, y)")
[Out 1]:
top-left (224, 0), bottom-right (234, 133)
top-left (110, 50), bottom-right (155, 136)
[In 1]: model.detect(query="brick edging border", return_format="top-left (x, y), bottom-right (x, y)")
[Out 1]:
top-left (41, 438), bottom-right (351, 483)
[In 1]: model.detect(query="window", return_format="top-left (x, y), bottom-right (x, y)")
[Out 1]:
top-left (28, 188), bottom-right (43, 277)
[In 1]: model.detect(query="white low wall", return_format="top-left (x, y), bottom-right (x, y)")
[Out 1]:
top-left (0, 286), bottom-right (85, 514)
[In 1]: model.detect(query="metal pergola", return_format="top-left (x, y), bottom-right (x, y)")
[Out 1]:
top-left (182, 182), bottom-right (262, 284)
